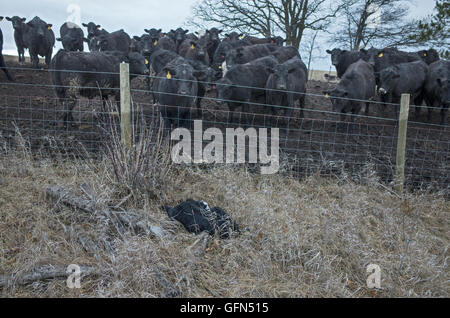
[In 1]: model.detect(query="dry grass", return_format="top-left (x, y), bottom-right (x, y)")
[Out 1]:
top-left (0, 129), bottom-right (448, 298)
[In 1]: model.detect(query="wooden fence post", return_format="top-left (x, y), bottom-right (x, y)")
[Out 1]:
top-left (120, 62), bottom-right (132, 150)
top-left (394, 94), bottom-right (410, 195)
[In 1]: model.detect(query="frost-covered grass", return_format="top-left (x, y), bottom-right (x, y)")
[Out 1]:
top-left (0, 141), bottom-right (448, 298)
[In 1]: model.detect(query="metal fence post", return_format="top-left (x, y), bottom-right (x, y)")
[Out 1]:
top-left (120, 62), bottom-right (132, 150)
top-left (394, 94), bottom-right (410, 195)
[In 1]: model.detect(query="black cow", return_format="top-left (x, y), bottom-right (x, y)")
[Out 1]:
top-left (362, 47), bottom-right (421, 78)
top-left (50, 49), bottom-right (149, 126)
top-left (216, 55), bottom-right (278, 122)
top-left (323, 59), bottom-right (376, 125)
top-left (139, 33), bottom-right (176, 55)
top-left (244, 35), bottom-right (286, 46)
top-left (130, 37), bottom-right (143, 53)
top-left (272, 45), bottom-right (301, 64)
top-left (266, 56), bottom-right (307, 121)
top-left (178, 40), bottom-right (209, 66)
top-left (149, 49), bottom-right (179, 75)
top-left (82, 22), bottom-right (106, 39)
top-left (378, 60), bottom-right (428, 119)
top-left (223, 32), bottom-right (247, 44)
top-left (416, 48), bottom-right (440, 65)
top-left (424, 60), bottom-right (449, 125)
top-left (57, 22), bottom-right (85, 52)
top-left (225, 44), bottom-right (278, 69)
top-left (0, 17), bottom-right (14, 81)
top-left (169, 27), bottom-right (189, 52)
top-left (6, 16), bottom-right (55, 68)
top-left (326, 48), bottom-right (370, 78)
top-left (156, 56), bottom-right (215, 115)
top-left (153, 61), bottom-right (199, 129)
top-left (164, 199), bottom-right (239, 239)
top-left (144, 28), bottom-right (162, 40)
top-left (199, 28), bottom-right (222, 64)
top-left (89, 29), bottom-right (131, 53)
top-left (211, 41), bottom-right (234, 75)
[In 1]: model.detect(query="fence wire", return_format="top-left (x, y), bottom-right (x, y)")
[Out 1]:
top-left (0, 65), bottom-right (448, 193)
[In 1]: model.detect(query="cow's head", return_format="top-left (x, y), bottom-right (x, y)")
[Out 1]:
top-left (5, 16), bottom-right (26, 30)
top-left (125, 52), bottom-right (150, 75)
top-left (417, 48), bottom-right (440, 65)
top-left (269, 64), bottom-right (297, 90)
top-left (378, 66), bottom-right (400, 95)
top-left (323, 87), bottom-right (350, 114)
top-left (82, 22), bottom-right (101, 38)
top-left (326, 48), bottom-right (346, 66)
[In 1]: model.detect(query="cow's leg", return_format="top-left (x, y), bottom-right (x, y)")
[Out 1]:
top-left (440, 104), bottom-right (448, 126)
top-left (298, 94), bottom-right (305, 119)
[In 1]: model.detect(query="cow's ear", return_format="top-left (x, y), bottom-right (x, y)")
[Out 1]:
top-left (326, 49), bottom-right (332, 54)
top-left (195, 31), bottom-right (199, 35)
top-left (6, 17), bottom-right (12, 21)
top-left (0, 17), bottom-right (3, 22)
top-left (82, 23), bottom-right (88, 27)
top-left (83, 37), bottom-right (90, 43)
top-left (144, 29), bottom-right (150, 33)
top-left (190, 41), bottom-right (196, 48)
top-left (323, 90), bottom-right (330, 98)
top-left (158, 29), bottom-right (162, 33)
top-left (238, 34), bottom-right (244, 39)
top-left (360, 48), bottom-right (367, 54)
top-left (21, 18), bottom-right (26, 23)
top-left (47, 24), bottom-right (52, 30)
top-left (56, 37), bottom-right (62, 41)
top-left (218, 29), bottom-right (223, 34)
top-left (184, 29), bottom-right (189, 34)
top-left (133, 36), bottom-right (141, 41)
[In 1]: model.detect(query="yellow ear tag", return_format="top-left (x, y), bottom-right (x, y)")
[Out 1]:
top-left (424, 53), bottom-right (427, 57)
top-left (218, 65), bottom-right (222, 70)
top-left (0, 17), bottom-right (3, 22)
top-left (378, 53), bottom-right (383, 58)
top-left (239, 35), bottom-right (243, 39)
top-left (325, 93), bottom-right (329, 99)
top-left (166, 71), bottom-right (172, 79)
top-left (145, 59), bottom-right (149, 65)
top-left (153, 40), bottom-right (158, 46)
top-left (48, 26), bottom-right (52, 30)
top-left (191, 44), bottom-right (195, 49)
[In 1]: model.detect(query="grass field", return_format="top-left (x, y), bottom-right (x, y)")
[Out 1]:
top-left (0, 132), bottom-right (448, 298)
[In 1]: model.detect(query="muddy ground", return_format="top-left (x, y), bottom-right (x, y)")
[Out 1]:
top-left (0, 60), bottom-right (448, 191)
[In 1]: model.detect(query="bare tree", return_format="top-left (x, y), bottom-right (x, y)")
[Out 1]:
top-left (188, 0), bottom-right (344, 49)
top-left (331, 0), bottom-right (422, 50)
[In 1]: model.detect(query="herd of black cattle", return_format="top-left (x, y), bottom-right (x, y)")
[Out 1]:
top-left (0, 16), bottom-right (449, 129)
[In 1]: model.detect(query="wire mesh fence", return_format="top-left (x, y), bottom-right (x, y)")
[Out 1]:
top-left (0, 64), bottom-right (448, 193)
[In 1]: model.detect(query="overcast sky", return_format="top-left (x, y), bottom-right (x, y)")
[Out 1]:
top-left (1, 0), bottom-right (436, 70)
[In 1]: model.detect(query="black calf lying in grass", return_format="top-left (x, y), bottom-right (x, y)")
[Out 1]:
top-left (164, 199), bottom-right (240, 239)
